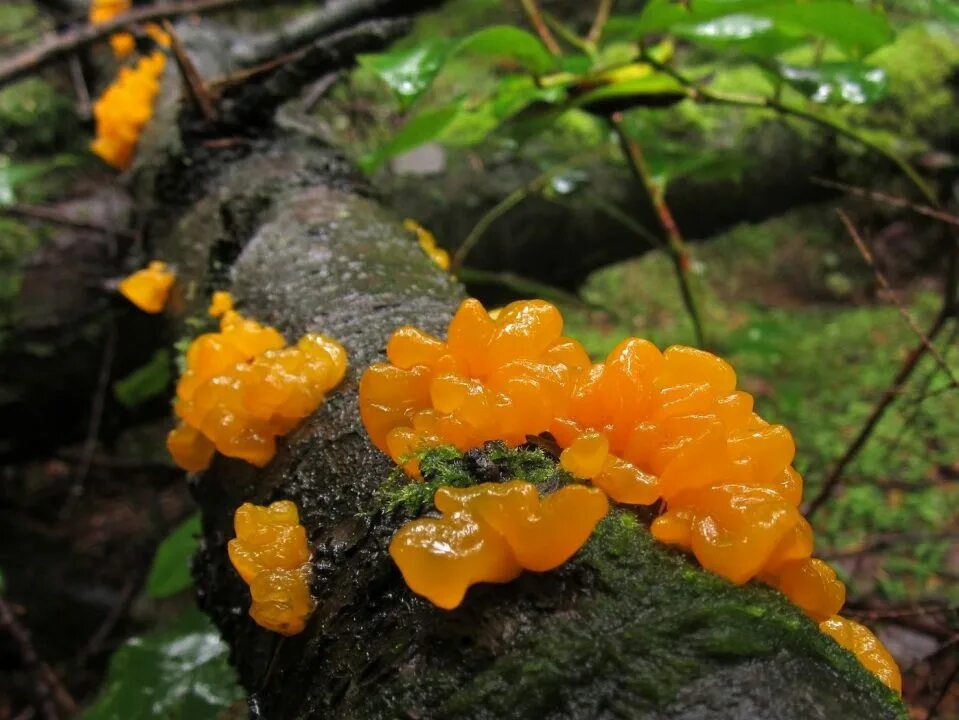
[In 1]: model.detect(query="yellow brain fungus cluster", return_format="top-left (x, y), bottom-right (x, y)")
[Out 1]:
top-left (404, 219), bottom-right (450, 271)
top-left (118, 260), bottom-right (175, 313)
top-left (360, 298), bottom-right (900, 692)
top-left (228, 500), bottom-right (314, 635)
top-left (166, 292), bottom-right (348, 472)
top-left (91, 50), bottom-right (167, 169)
top-left (391, 481), bottom-right (608, 609)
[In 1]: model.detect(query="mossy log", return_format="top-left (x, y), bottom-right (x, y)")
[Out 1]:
top-left (132, 11), bottom-right (906, 720)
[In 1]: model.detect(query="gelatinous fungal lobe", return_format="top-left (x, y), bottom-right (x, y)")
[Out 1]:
top-left (91, 50), bottom-right (167, 170)
top-left (89, 0), bottom-right (171, 59)
top-left (390, 481), bottom-right (608, 609)
top-left (820, 616), bottom-right (902, 693)
top-left (362, 298), bottom-right (900, 692)
top-left (118, 260), bottom-right (175, 313)
top-left (167, 292), bottom-right (348, 471)
top-left (228, 500), bottom-right (314, 635)
top-left (404, 219), bottom-right (450, 271)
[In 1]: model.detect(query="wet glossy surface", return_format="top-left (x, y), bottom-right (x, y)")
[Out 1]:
top-left (118, 260), bottom-right (174, 314)
top-left (167, 292), bottom-right (347, 470)
top-left (228, 501), bottom-right (314, 636)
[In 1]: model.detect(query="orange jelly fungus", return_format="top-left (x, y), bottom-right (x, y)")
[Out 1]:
top-left (820, 616), bottom-right (902, 693)
top-left (228, 500), bottom-right (314, 635)
top-left (360, 297), bottom-right (900, 690)
top-left (91, 50), bottom-right (166, 170)
top-left (166, 292), bottom-right (347, 471)
top-left (89, 0), bottom-right (171, 58)
top-left (390, 481), bottom-right (608, 609)
top-left (404, 219), bottom-right (450, 272)
top-left (118, 260), bottom-right (175, 313)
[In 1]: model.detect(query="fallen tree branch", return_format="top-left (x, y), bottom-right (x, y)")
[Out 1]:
top-left (813, 177), bottom-right (959, 228)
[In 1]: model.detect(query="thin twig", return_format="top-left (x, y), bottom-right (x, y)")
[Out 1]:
top-left (928, 659), bottom-right (959, 720)
top-left (450, 165), bottom-right (570, 274)
top-left (587, 0), bottom-right (614, 45)
top-left (0, 596), bottom-right (76, 720)
top-left (163, 20), bottom-right (218, 123)
top-left (519, 0), bottom-right (561, 56)
top-left (65, 320), bottom-right (117, 512)
top-left (0, 0), bottom-right (273, 89)
top-left (804, 308), bottom-right (953, 518)
top-left (844, 602), bottom-right (959, 621)
top-left (457, 267), bottom-right (593, 310)
top-left (814, 177), bottom-right (959, 228)
top-left (610, 112), bottom-right (705, 347)
top-left (839, 210), bottom-right (958, 388)
top-left (0, 203), bottom-right (136, 240)
top-left (67, 54), bottom-right (90, 119)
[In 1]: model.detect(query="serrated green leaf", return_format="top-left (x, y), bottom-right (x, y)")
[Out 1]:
top-left (360, 104), bottom-right (462, 173)
top-left (112, 349), bottom-right (171, 409)
top-left (358, 39), bottom-right (453, 109)
top-left (778, 61), bottom-right (888, 105)
top-left (455, 26), bottom-right (558, 75)
top-left (145, 513), bottom-right (200, 599)
top-left (83, 607), bottom-right (243, 720)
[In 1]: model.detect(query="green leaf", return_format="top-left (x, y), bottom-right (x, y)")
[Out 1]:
top-left (611, 0), bottom-right (893, 55)
top-left (83, 608), bottom-right (243, 720)
top-left (673, 14), bottom-right (805, 56)
top-left (759, 2), bottom-right (894, 56)
top-left (112, 349), bottom-right (171, 409)
top-left (145, 513), bottom-right (201, 599)
top-left (358, 38), bottom-right (453, 109)
top-left (778, 62), bottom-right (888, 105)
top-left (455, 26), bottom-right (558, 75)
top-left (360, 104), bottom-right (461, 173)
top-left (572, 73), bottom-right (687, 112)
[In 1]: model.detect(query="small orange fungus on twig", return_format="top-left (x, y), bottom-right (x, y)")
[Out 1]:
top-left (228, 500), bottom-right (314, 635)
top-left (404, 219), bottom-right (450, 272)
top-left (118, 260), bottom-right (174, 313)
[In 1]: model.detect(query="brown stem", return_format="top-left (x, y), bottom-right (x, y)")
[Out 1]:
top-left (803, 307), bottom-right (952, 518)
top-left (610, 113), bottom-right (706, 347)
top-left (839, 210), bottom-right (958, 388)
top-left (813, 177), bottom-right (959, 228)
top-left (519, 0), bottom-right (561, 56)
top-left (587, 0), bottom-right (614, 45)
top-left (163, 20), bottom-right (218, 123)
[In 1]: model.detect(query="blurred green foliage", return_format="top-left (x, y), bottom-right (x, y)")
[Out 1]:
top-left (145, 513), bottom-right (201, 599)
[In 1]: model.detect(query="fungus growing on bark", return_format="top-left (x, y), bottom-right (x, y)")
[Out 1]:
top-left (167, 293), bottom-right (347, 471)
top-left (390, 480), bottom-right (608, 609)
top-left (820, 615), bottom-right (902, 693)
top-left (360, 297), bottom-right (900, 691)
top-left (118, 260), bottom-right (175, 313)
top-left (89, 0), bottom-right (171, 58)
top-left (404, 219), bottom-right (450, 271)
top-left (91, 50), bottom-right (166, 169)
top-left (228, 500), bottom-right (314, 635)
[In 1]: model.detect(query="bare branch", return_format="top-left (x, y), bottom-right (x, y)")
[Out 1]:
top-left (814, 177), bottom-right (959, 228)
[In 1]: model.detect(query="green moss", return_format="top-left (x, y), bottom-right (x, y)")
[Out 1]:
top-left (0, 78), bottom-right (78, 155)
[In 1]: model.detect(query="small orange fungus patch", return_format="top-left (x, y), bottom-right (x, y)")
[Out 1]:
top-left (167, 292), bottom-right (347, 471)
top-left (362, 297), bottom-right (900, 690)
top-left (820, 616), bottom-right (902, 693)
top-left (91, 50), bottom-right (166, 169)
top-left (404, 219), bottom-right (450, 271)
top-left (228, 500), bottom-right (314, 635)
top-left (390, 481), bottom-right (608, 609)
top-left (89, 0), bottom-right (171, 58)
top-left (118, 260), bottom-right (174, 313)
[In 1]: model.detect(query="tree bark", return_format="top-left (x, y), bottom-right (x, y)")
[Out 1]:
top-left (129, 9), bottom-right (906, 720)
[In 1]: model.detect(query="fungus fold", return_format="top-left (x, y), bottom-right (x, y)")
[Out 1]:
top-left (167, 292), bottom-right (347, 471)
top-left (361, 297), bottom-right (901, 692)
top-left (118, 260), bottom-right (175, 313)
top-left (228, 500), bottom-right (314, 635)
